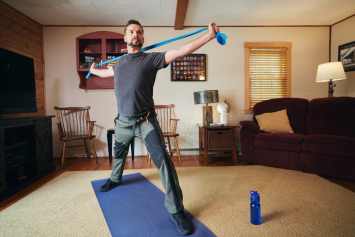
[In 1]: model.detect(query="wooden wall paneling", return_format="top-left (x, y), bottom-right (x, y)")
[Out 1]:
top-left (0, 3), bottom-right (42, 33)
top-left (0, 25), bottom-right (43, 59)
top-left (0, 1), bottom-right (45, 118)
top-left (34, 60), bottom-right (44, 78)
top-left (41, 26), bottom-right (46, 120)
top-left (0, 16), bottom-right (42, 42)
top-left (35, 78), bottom-right (45, 87)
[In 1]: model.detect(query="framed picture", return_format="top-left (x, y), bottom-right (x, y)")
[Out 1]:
top-left (338, 41), bottom-right (355, 72)
top-left (171, 54), bottom-right (206, 81)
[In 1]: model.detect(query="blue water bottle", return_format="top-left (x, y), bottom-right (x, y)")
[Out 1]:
top-left (250, 190), bottom-right (261, 225)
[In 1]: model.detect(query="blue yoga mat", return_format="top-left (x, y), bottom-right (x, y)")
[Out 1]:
top-left (91, 173), bottom-right (216, 237)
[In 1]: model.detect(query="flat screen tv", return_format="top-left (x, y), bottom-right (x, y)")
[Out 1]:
top-left (0, 48), bottom-right (37, 119)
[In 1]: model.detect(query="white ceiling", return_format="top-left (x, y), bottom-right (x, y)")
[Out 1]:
top-left (3, 0), bottom-right (355, 27)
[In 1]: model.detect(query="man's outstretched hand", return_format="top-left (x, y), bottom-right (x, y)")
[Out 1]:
top-left (207, 22), bottom-right (220, 40)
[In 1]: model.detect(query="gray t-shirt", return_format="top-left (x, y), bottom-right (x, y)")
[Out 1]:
top-left (112, 52), bottom-right (167, 116)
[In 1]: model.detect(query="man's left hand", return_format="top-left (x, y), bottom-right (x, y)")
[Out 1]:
top-left (208, 22), bottom-right (219, 40)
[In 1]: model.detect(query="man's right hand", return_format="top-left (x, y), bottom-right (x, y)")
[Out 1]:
top-left (90, 62), bottom-right (98, 70)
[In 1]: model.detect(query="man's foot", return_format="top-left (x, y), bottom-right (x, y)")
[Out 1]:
top-left (170, 211), bottom-right (195, 235)
top-left (100, 179), bottom-right (120, 192)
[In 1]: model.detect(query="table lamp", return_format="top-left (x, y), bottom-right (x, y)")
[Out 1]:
top-left (194, 90), bottom-right (219, 126)
top-left (316, 62), bottom-right (346, 97)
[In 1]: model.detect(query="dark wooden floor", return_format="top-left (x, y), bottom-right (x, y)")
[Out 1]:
top-left (1, 155), bottom-right (354, 211)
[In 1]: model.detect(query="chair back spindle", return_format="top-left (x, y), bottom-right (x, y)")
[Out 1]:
top-left (55, 106), bottom-right (91, 139)
top-left (155, 105), bottom-right (174, 133)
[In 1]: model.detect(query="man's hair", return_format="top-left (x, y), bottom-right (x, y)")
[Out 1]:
top-left (124, 19), bottom-right (144, 35)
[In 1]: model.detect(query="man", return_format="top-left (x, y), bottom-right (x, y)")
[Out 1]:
top-left (90, 19), bottom-right (220, 235)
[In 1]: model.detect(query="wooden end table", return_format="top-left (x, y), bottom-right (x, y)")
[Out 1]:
top-left (197, 123), bottom-right (239, 164)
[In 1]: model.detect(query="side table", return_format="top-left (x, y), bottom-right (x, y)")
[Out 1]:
top-left (197, 123), bottom-right (238, 164)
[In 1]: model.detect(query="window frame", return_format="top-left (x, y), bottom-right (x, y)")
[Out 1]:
top-left (244, 42), bottom-right (292, 114)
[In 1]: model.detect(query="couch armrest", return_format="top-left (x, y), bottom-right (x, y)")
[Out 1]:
top-left (239, 120), bottom-right (261, 133)
top-left (239, 120), bottom-right (261, 164)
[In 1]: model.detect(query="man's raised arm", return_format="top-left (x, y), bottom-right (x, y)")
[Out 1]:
top-left (164, 22), bottom-right (219, 65)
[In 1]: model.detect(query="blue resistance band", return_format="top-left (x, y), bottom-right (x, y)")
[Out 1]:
top-left (86, 28), bottom-right (227, 79)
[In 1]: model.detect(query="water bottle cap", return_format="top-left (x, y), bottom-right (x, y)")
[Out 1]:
top-left (250, 190), bottom-right (260, 199)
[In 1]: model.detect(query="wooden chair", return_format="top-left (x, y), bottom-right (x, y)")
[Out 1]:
top-left (54, 106), bottom-right (98, 169)
top-left (148, 104), bottom-right (182, 164)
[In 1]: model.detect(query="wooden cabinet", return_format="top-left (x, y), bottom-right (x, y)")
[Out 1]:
top-left (197, 124), bottom-right (238, 164)
top-left (34, 118), bottom-right (54, 176)
top-left (0, 116), bottom-right (55, 201)
top-left (76, 31), bottom-right (126, 89)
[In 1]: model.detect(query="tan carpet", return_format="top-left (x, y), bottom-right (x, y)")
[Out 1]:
top-left (0, 166), bottom-right (354, 237)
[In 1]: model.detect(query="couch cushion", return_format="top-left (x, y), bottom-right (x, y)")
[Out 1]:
top-left (253, 98), bottom-right (309, 134)
top-left (307, 97), bottom-right (355, 138)
top-left (255, 109), bottom-right (294, 133)
top-left (303, 135), bottom-right (355, 157)
top-left (255, 133), bottom-right (304, 152)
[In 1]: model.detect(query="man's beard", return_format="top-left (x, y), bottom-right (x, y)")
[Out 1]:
top-left (128, 39), bottom-right (143, 48)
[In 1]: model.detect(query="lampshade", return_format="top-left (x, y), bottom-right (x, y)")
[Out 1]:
top-left (316, 62), bottom-right (346, 83)
top-left (193, 90), bottom-right (219, 105)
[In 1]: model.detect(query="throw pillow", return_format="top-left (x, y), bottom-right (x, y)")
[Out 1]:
top-left (255, 109), bottom-right (294, 133)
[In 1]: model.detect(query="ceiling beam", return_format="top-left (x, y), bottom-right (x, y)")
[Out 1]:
top-left (174, 0), bottom-right (189, 30)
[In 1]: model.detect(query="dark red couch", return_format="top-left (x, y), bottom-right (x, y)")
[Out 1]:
top-left (239, 97), bottom-right (355, 181)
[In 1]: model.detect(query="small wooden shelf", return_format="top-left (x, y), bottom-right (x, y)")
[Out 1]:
top-left (4, 141), bottom-right (30, 151)
top-left (5, 159), bottom-right (31, 171)
top-left (107, 53), bottom-right (125, 55)
top-left (79, 52), bottom-right (102, 54)
top-left (76, 31), bottom-right (125, 89)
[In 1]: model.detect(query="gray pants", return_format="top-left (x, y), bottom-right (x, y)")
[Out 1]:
top-left (110, 113), bottom-right (184, 214)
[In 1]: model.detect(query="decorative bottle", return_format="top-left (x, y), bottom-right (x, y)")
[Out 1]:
top-left (250, 190), bottom-right (261, 225)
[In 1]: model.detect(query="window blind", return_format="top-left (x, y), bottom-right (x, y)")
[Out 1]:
top-left (248, 47), bottom-right (289, 109)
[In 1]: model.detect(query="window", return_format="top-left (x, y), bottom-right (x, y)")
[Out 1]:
top-left (244, 42), bottom-right (292, 113)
